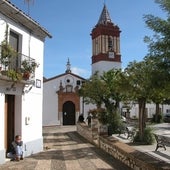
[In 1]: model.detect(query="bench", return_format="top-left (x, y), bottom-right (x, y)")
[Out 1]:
top-left (118, 126), bottom-right (136, 139)
top-left (117, 125), bottom-right (126, 136)
top-left (154, 134), bottom-right (166, 151)
top-left (126, 126), bottom-right (136, 139)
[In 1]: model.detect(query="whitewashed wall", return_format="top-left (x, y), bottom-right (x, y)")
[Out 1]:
top-left (92, 61), bottom-right (121, 75)
top-left (43, 77), bottom-right (60, 126)
top-left (0, 12), bottom-right (44, 162)
top-left (43, 74), bottom-right (87, 126)
top-left (129, 103), bottom-right (170, 119)
top-left (0, 94), bottom-right (5, 164)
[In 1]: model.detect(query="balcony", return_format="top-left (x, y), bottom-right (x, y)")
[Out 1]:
top-left (0, 44), bottom-right (38, 84)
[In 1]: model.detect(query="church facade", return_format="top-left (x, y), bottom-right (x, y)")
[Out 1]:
top-left (43, 59), bottom-right (94, 126)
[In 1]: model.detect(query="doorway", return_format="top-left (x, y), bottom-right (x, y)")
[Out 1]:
top-left (63, 101), bottom-right (75, 125)
top-left (4, 95), bottom-right (15, 153)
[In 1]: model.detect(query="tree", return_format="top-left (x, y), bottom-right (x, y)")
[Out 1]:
top-left (78, 73), bottom-right (105, 108)
top-left (144, 0), bottom-right (170, 93)
top-left (101, 69), bottom-right (124, 132)
top-left (79, 70), bottom-right (124, 132)
top-left (101, 69), bottom-right (122, 113)
top-left (143, 0), bottom-right (170, 120)
top-left (120, 61), bottom-right (154, 141)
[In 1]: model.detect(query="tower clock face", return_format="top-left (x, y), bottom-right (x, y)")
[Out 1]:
top-left (65, 75), bottom-right (74, 85)
top-left (108, 51), bottom-right (115, 58)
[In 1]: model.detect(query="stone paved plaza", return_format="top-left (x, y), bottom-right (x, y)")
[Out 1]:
top-left (0, 126), bottom-right (131, 170)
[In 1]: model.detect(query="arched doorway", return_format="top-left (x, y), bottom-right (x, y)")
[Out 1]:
top-left (63, 101), bottom-right (75, 125)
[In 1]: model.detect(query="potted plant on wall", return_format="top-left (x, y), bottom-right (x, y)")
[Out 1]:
top-left (21, 59), bottom-right (39, 80)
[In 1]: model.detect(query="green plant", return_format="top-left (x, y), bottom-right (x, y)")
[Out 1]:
top-left (133, 127), bottom-right (155, 144)
top-left (21, 59), bottom-right (39, 74)
top-left (7, 69), bottom-right (22, 81)
top-left (1, 40), bottom-right (16, 66)
top-left (152, 114), bottom-right (163, 123)
top-left (96, 108), bottom-right (108, 124)
top-left (108, 111), bottom-right (124, 134)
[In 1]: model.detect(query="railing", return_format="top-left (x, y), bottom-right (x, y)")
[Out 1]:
top-left (0, 45), bottom-right (36, 82)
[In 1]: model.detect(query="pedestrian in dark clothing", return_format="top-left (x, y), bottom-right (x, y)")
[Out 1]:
top-left (7, 135), bottom-right (24, 161)
top-left (86, 114), bottom-right (92, 126)
top-left (78, 114), bottom-right (85, 123)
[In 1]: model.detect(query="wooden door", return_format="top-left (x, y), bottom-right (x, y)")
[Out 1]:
top-left (4, 95), bottom-right (15, 153)
top-left (63, 101), bottom-right (75, 125)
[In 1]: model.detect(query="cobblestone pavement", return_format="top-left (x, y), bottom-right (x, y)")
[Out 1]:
top-left (0, 126), bottom-right (132, 170)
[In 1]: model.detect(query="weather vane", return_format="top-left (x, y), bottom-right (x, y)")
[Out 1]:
top-left (24, 0), bottom-right (34, 15)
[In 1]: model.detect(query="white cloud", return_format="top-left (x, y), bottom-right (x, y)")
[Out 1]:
top-left (72, 67), bottom-right (91, 78)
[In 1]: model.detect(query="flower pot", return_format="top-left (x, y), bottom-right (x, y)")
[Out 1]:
top-left (23, 72), bottom-right (30, 80)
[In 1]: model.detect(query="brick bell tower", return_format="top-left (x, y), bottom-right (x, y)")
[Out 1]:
top-left (91, 4), bottom-right (121, 75)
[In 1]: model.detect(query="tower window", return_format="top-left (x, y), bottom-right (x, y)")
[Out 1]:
top-left (108, 37), bottom-right (113, 51)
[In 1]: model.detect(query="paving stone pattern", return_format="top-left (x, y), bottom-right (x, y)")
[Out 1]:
top-left (0, 126), bottom-right (132, 170)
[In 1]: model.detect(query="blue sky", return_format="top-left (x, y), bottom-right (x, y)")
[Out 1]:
top-left (10, 0), bottom-right (166, 78)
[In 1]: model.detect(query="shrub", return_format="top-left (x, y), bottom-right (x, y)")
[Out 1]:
top-left (152, 114), bottom-right (163, 123)
top-left (143, 127), bottom-right (155, 144)
top-left (108, 111), bottom-right (123, 134)
top-left (133, 127), bottom-right (155, 144)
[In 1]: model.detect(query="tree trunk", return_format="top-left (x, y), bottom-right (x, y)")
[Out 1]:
top-left (155, 103), bottom-right (160, 122)
top-left (138, 98), bottom-right (146, 142)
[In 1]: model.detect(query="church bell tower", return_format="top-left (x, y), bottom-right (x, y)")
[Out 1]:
top-left (91, 4), bottom-right (121, 75)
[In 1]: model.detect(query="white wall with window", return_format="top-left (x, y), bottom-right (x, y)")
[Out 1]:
top-left (129, 103), bottom-right (170, 119)
top-left (0, 0), bottom-right (51, 164)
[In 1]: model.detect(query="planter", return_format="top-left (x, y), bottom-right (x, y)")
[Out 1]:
top-left (23, 72), bottom-right (30, 80)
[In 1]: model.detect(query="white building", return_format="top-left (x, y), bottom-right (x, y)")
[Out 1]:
top-left (122, 102), bottom-right (170, 120)
top-left (43, 59), bottom-right (94, 126)
top-left (0, 0), bottom-right (51, 164)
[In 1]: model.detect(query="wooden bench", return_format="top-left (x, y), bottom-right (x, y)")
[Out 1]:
top-left (154, 134), bottom-right (166, 151)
